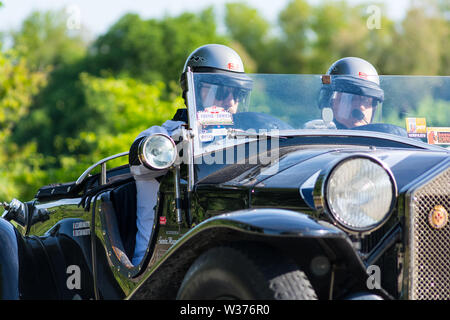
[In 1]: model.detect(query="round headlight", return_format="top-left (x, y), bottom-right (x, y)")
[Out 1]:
top-left (324, 156), bottom-right (397, 233)
top-left (139, 134), bottom-right (177, 170)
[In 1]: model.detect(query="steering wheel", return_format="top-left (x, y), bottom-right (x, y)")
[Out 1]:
top-left (233, 112), bottom-right (294, 131)
top-left (350, 123), bottom-right (409, 137)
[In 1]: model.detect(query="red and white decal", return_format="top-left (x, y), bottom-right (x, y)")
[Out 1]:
top-left (358, 72), bottom-right (368, 80)
top-left (204, 106), bottom-right (225, 113)
top-left (227, 62), bottom-right (238, 71)
top-left (160, 216), bottom-right (167, 225)
top-left (197, 107), bottom-right (234, 126)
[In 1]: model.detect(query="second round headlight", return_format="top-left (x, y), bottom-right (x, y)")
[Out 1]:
top-left (139, 134), bottom-right (177, 170)
top-left (325, 156), bottom-right (396, 232)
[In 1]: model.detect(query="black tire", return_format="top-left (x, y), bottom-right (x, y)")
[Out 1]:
top-left (176, 246), bottom-right (317, 300)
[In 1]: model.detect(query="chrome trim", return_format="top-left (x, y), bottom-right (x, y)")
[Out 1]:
top-left (313, 153), bottom-right (398, 235)
top-left (174, 165), bottom-right (182, 224)
top-left (403, 158), bottom-right (450, 299)
top-left (186, 68), bottom-right (201, 157)
top-left (345, 293), bottom-right (384, 300)
top-left (75, 151), bottom-right (129, 185)
top-left (197, 129), bottom-right (448, 157)
top-left (137, 133), bottom-right (177, 170)
top-left (187, 128), bottom-right (195, 193)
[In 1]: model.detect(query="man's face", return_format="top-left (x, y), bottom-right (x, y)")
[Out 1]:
top-left (331, 92), bottom-right (374, 128)
top-left (200, 83), bottom-right (240, 114)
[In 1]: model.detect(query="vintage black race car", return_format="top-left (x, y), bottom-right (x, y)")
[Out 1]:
top-left (1, 72), bottom-right (449, 300)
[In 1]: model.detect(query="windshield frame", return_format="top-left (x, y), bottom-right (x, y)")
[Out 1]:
top-left (185, 70), bottom-right (450, 157)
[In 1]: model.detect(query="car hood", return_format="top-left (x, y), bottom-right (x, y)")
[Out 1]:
top-left (218, 147), bottom-right (449, 193)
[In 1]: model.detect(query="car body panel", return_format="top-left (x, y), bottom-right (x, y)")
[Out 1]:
top-left (2, 73), bottom-right (449, 300)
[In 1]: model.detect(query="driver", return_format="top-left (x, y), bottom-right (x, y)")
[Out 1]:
top-left (191, 70), bottom-right (252, 115)
top-left (318, 57), bottom-right (384, 129)
top-left (128, 44), bottom-right (250, 265)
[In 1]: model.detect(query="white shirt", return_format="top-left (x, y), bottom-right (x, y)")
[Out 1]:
top-left (131, 120), bottom-right (184, 265)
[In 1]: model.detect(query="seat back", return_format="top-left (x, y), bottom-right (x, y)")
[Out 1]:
top-left (110, 181), bottom-right (137, 259)
top-left (100, 181), bottom-right (137, 268)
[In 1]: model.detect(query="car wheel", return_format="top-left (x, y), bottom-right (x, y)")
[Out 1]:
top-left (176, 246), bottom-right (317, 300)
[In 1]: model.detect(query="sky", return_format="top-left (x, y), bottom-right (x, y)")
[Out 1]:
top-left (0, 0), bottom-right (412, 37)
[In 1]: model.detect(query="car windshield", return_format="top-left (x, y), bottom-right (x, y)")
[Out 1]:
top-left (187, 73), bottom-right (450, 155)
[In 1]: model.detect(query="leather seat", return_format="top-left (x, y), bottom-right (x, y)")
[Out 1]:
top-left (100, 181), bottom-right (137, 268)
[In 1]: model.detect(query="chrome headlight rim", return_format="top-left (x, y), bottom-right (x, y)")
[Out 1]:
top-left (314, 154), bottom-right (398, 234)
top-left (138, 133), bottom-right (177, 170)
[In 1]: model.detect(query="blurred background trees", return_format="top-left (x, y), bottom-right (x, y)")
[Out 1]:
top-left (0, 0), bottom-right (449, 200)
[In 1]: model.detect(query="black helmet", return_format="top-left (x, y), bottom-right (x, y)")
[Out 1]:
top-left (179, 44), bottom-right (253, 112)
top-left (318, 57), bottom-right (384, 128)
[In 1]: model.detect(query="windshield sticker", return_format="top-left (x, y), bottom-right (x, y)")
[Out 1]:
top-left (199, 131), bottom-right (214, 142)
top-left (405, 118), bottom-right (427, 138)
top-left (73, 221), bottom-right (90, 237)
top-left (427, 127), bottom-right (450, 145)
top-left (211, 128), bottom-right (228, 136)
top-left (197, 106), bottom-right (234, 126)
top-left (199, 128), bottom-right (228, 142)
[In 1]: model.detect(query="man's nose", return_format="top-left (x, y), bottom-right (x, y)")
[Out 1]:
top-left (354, 101), bottom-right (368, 110)
top-left (223, 93), bottom-right (234, 105)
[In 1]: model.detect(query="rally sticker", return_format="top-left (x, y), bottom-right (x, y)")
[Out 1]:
top-left (160, 216), bottom-right (167, 225)
top-left (197, 106), bottom-right (234, 126)
top-left (73, 221), bottom-right (90, 237)
top-left (427, 127), bottom-right (450, 145)
top-left (405, 118), bottom-right (427, 138)
top-left (199, 128), bottom-right (228, 142)
top-left (199, 131), bottom-right (214, 142)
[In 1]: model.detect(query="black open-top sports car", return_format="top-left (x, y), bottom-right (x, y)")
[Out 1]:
top-left (1, 72), bottom-right (449, 300)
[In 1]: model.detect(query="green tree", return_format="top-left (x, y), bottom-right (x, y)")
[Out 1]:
top-left (13, 7), bottom-right (229, 159)
top-left (41, 74), bottom-right (181, 185)
top-left (224, 3), bottom-right (267, 72)
top-left (90, 8), bottom-right (228, 84)
top-left (0, 51), bottom-right (47, 200)
top-left (10, 9), bottom-right (87, 71)
top-left (277, 0), bottom-right (312, 73)
top-left (384, 3), bottom-right (444, 75)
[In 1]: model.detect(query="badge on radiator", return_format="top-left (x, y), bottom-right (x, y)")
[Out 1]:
top-left (428, 205), bottom-right (448, 229)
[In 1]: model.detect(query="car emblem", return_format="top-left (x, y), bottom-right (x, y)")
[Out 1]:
top-left (428, 205), bottom-right (448, 229)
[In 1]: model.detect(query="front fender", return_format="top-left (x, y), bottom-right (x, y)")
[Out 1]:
top-left (202, 208), bottom-right (343, 236)
top-left (0, 218), bottom-right (20, 299)
top-left (129, 208), bottom-right (371, 299)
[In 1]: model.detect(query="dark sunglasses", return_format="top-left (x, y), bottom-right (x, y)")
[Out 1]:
top-left (215, 86), bottom-right (247, 101)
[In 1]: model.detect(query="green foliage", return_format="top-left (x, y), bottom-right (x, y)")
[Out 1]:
top-left (415, 96), bottom-right (450, 127)
top-left (41, 74), bottom-right (182, 185)
top-left (0, 51), bottom-right (47, 200)
top-left (89, 8), bottom-right (228, 84)
top-left (383, 95), bottom-right (450, 129)
top-left (10, 9), bottom-right (87, 71)
top-left (224, 3), bottom-right (269, 72)
top-left (1, 0), bottom-right (449, 202)
top-left (13, 7), bottom-right (231, 159)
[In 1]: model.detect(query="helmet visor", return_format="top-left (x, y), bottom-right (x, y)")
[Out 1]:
top-left (197, 81), bottom-right (251, 113)
top-left (331, 92), bottom-right (382, 128)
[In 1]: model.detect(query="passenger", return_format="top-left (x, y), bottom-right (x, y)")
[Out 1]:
top-left (128, 44), bottom-right (251, 265)
top-left (317, 57), bottom-right (385, 129)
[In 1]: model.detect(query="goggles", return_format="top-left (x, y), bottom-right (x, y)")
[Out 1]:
top-left (200, 83), bottom-right (249, 105)
top-left (200, 83), bottom-right (248, 102)
top-left (332, 92), bottom-right (380, 121)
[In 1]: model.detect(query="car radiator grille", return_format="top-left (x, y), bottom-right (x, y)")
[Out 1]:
top-left (409, 166), bottom-right (449, 300)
